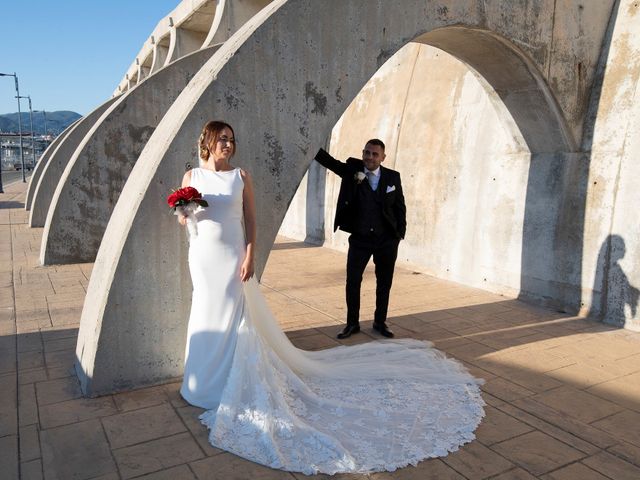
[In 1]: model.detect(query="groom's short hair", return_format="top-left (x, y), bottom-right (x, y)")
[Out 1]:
top-left (366, 138), bottom-right (385, 151)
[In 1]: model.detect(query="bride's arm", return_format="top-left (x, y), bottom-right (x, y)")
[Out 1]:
top-left (240, 169), bottom-right (256, 281)
top-left (177, 170), bottom-right (192, 226)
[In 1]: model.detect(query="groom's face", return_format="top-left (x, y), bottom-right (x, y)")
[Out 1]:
top-left (362, 143), bottom-right (385, 172)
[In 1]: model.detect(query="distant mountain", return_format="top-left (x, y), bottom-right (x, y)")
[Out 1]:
top-left (0, 111), bottom-right (81, 135)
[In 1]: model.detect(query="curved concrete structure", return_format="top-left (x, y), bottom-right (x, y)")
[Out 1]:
top-left (41, 45), bottom-right (221, 265)
top-left (115, 0), bottom-right (215, 95)
top-left (203, 0), bottom-right (273, 46)
top-left (114, 0), bottom-right (273, 95)
top-left (43, 1), bottom-right (275, 265)
top-left (29, 97), bottom-right (119, 227)
top-left (582, 1), bottom-right (640, 330)
top-left (76, 0), bottom-right (595, 396)
top-left (150, 34), bottom-right (171, 76)
top-left (25, 122), bottom-right (77, 211)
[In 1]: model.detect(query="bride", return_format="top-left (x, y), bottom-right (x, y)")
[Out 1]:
top-left (178, 120), bottom-right (485, 475)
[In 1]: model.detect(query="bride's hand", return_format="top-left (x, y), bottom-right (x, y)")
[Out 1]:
top-left (177, 214), bottom-right (187, 226)
top-left (240, 256), bottom-right (254, 282)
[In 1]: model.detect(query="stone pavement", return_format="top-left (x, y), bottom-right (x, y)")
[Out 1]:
top-left (1, 181), bottom-right (640, 480)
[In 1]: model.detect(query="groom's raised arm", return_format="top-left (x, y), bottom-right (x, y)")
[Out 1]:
top-left (314, 148), bottom-right (348, 177)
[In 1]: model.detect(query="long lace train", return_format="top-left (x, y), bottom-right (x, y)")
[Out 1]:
top-left (200, 279), bottom-right (484, 475)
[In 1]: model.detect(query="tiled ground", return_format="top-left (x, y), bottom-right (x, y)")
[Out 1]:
top-left (1, 182), bottom-right (640, 479)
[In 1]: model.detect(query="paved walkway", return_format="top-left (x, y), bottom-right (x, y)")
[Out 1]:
top-left (1, 181), bottom-right (640, 480)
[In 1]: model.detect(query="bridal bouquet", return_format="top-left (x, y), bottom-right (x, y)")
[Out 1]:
top-left (167, 186), bottom-right (208, 237)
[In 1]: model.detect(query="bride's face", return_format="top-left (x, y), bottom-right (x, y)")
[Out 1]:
top-left (210, 127), bottom-right (235, 161)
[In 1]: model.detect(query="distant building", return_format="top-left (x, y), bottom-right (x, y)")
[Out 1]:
top-left (0, 133), bottom-right (49, 170)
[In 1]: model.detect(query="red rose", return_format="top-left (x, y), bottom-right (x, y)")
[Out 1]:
top-left (167, 187), bottom-right (209, 209)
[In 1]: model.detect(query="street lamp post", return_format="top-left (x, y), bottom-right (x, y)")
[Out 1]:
top-left (0, 139), bottom-right (4, 193)
top-left (0, 72), bottom-right (26, 182)
top-left (18, 95), bottom-right (36, 169)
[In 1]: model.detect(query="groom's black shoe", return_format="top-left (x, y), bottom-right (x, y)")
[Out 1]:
top-left (373, 322), bottom-right (394, 338)
top-left (337, 325), bottom-right (360, 339)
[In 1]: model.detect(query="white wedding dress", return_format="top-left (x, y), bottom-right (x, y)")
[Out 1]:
top-left (181, 166), bottom-right (485, 475)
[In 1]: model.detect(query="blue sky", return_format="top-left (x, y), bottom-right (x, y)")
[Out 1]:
top-left (0, 1), bottom-right (178, 115)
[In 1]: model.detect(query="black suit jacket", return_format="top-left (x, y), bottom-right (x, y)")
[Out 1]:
top-left (314, 148), bottom-right (406, 239)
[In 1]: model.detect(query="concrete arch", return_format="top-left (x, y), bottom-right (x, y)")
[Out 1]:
top-left (75, 0), bottom-right (586, 396)
top-left (25, 121), bottom-right (77, 211)
top-left (115, 0), bottom-right (274, 96)
top-left (138, 56), bottom-right (151, 83)
top-left (419, 27), bottom-right (576, 153)
top-left (165, 25), bottom-right (206, 65)
top-left (41, 45), bottom-right (222, 266)
top-left (115, 0), bottom-right (215, 95)
top-left (202, 0), bottom-right (273, 47)
top-left (29, 97), bottom-right (119, 228)
top-left (150, 34), bottom-right (171, 75)
top-left (116, 27), bottom-right (171, 95)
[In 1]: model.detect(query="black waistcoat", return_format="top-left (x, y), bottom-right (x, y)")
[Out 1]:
top-left (353, 182), bottom-right (388, 237)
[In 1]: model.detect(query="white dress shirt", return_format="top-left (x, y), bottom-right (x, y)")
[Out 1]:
top-left (365, 166), bottom-right (381, 191)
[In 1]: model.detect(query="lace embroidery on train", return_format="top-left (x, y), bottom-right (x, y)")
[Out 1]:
top-left (200, 301), bottom-right (485, 475)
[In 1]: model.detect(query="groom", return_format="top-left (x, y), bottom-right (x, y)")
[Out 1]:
top-left (314, 139), bottom-right (406, 339)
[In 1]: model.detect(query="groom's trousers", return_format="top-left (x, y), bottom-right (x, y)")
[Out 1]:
top-left (346, 233), bottom-right (400, 327)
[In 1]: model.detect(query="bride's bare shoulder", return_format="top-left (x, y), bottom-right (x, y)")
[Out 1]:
top-left (182, 169), bottom-right (193, 187)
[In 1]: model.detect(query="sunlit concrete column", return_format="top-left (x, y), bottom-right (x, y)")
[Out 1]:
top-left (151, 40), bottom-right (170, 73)
top-left (25, 123), bottom-right (76, 211)
top-left (29, 97), bottom-right (118, 227)
top-left (583, 1), bottom-right (640, 330)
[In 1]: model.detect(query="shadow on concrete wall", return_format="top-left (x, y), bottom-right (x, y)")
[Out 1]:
top-left (590, 235), bottom-right (640, 327)
top-left (578, 1), bottom-right (623, 322)
top-left (517, 1), bottom-right (620, 316)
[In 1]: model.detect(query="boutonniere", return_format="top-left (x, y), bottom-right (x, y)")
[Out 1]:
top-left (354, 171), bottom-right (366, 184)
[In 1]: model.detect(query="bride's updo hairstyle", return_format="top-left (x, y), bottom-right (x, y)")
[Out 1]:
top-left (198, 120), bottom-right (236, 161)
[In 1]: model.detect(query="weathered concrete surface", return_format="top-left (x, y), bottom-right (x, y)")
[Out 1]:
top-left (282, 43), bottom-right (532, 291)
top-left (75, 0), bottom-right (601, 395)
top-left (41, 45), bottom-right (221, 265)
top-left (583, 1), bottom-right (640, 331)
top-left (482, 1), bottom-right (615, 146)
top-left (25, 123), bottom-right (76, 211)
top-left (280, 1), bottom-right (640, 330)
top-left (203, 0), bottom-right (273, 46)
top-left (167, 26), bottom-right (208, 64)
top-left (28, 98), bottom-right (119, 227)
top-left (282, 2), bottom-right (617, 315)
